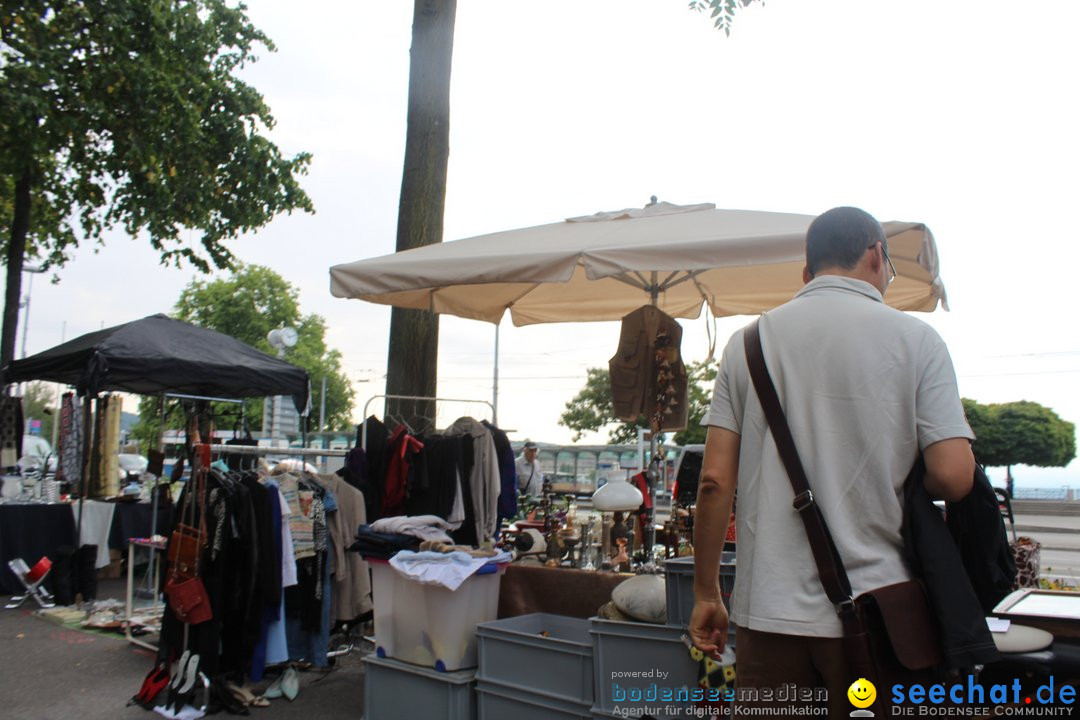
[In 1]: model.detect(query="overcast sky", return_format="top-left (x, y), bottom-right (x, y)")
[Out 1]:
top-left (19, 0), bottom-right (1080, 486)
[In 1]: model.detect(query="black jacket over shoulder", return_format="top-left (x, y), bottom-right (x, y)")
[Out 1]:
top-left (946, 464), bottom-right (1017, 613)
top-left (902, 458), bottom-right (1002, 670)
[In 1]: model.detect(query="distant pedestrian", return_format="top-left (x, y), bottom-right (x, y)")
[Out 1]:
top-left (515, 441), bottom-right (544, 498)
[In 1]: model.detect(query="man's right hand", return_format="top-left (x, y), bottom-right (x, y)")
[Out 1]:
top-left (688, 597), bottom-right (729, 660)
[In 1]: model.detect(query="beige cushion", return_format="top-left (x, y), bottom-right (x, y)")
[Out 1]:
top-left (612, 574), bottom-right (666, 623)
top-left (992, 623), bottom-right (1054, 653)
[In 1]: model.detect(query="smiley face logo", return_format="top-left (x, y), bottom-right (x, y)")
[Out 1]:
top-left (847, 678), bottom-right (876, 709)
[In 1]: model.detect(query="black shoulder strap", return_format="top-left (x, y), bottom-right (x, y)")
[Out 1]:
top-left (743, 319), bottom-right (860, 628)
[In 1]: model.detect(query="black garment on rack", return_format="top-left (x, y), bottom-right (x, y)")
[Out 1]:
top-left (449, 434), bottom-right (478, 547)
top-left (285, 555), bottom-right (325, 633)
top-left (483, 420), bottom-right (518, 522)
top-left (405, 434), bottom-right (465, 520)
top-left (340, 445), bottom-right (378, 521)
top-left (362, 416), bottom-right (389, 518)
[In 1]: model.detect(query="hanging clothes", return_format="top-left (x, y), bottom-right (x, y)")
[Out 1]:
top-left (483, 420), bottom-right (518, 526)
top-left (608, 305), bottom-right (688, 431)
top-left (0, 395), bottom-right (23, 469)
top-left (57, 393), bottom-right (83, 486)
top-left (444, 417), bottom-right (501, 543)
top-left (311, 472), bottom-right (373, 623)
top-left (382, 425), bottom-right (424, 518)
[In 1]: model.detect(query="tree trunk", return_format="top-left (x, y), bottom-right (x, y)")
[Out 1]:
top-left (385, 0), bottom-right (457, 430)
top-left (1, 173), bottom-right (32, 386)
top-left (1005, 465), bottom-right (1014, 499)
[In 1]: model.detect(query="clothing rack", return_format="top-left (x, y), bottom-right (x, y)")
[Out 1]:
top-left (204, 444), bottom-right (349, 460)
top-left (359, 394), bottom-right (495, 450)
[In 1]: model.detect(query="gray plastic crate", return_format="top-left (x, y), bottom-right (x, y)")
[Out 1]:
top-left (363, 654), bottom-right (476, 720)
top-left (591, 617), bottom-right (701, 719)
top-left (664, 552), bottom-right (736, 629)
top-left (477, 678), bottom-right (592, 720)
top-left (476, 612), bottom-right (593, 704)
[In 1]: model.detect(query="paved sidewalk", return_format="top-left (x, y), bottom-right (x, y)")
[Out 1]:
top-left (0, 579), bottom-right (366, 720)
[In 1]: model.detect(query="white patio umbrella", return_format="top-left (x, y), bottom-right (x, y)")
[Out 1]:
top-left (330, 201), bottom-right (949, 550)
top-left (330, 201), bottom-right (948, 325)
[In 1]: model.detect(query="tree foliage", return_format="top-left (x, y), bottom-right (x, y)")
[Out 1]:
top-left (560, 360), bottom-right (717, 445)
top-left (688, 0), bottom-right (765, 36)
top-left (130, 264), bottom-right (353, 448)
top-left (0, 0), bottom-right (313, 376)
top-left (962, 398), bottom-right (1076, 470)
top-left (559, 367), bottom-right (643, 444)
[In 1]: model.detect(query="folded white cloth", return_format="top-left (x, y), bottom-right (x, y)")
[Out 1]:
top-left (371, 515), bottom-right (456, 543)
top-left (389, 550), bottom-right (510, 591)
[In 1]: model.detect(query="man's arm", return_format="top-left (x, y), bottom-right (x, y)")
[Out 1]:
top-left (923, 437), bottom-right (975, 501)
top-left (689, 425), bottom-right (740, 657)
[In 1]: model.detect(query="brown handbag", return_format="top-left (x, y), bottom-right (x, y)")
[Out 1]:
top-left (164, 466), bottom-right (212, 625)
top-left (744, 320), bottom-right (941, 711)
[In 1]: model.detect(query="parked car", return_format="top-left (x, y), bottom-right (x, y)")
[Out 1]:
top-left (672, 444), bottom-right (704, 508)
top-left (17, 435), bottom-right (57, 475)
top-left (117, 453), bottom-right (149, 483)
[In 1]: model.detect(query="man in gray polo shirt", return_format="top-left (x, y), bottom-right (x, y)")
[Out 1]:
top-left (689, 207), bottom-right (975, 714)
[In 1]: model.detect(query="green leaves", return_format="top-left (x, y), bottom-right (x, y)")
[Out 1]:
top-left (687, 0), bottom-right (764, 36)
top-left (558, 359), bottom-right (717, 446)
top-left (0, 0), bottom-right (313, 272)
top-left (963, 398), bottom-right (1076, 469)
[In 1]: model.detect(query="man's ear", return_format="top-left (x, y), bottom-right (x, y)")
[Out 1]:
top-left (867, 242), bottom-right (884, 274)
top-left (802, 265), bottom-right (813, 284)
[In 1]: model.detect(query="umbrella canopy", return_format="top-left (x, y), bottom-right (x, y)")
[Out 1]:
top-left (5, 314), bottom-right (309, 411)
top-left (330, 202), bottom-right (947, 325)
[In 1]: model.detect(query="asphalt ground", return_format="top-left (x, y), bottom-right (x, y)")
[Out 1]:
top-left (0, 578), bottom-right (367, 720)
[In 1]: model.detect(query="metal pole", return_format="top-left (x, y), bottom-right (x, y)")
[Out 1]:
top-left (19, 268), bottom-right (41, 360)
top-left (493, 323), bottom-right (500, 426)
top-left (319, 376), bottom-right (327, 432)
top-left (142, 393), bottom-right (167, 598)
top-left (50, 323), bottom-right (66, 451)
top-left (644, 277), bottom-right (660, 555)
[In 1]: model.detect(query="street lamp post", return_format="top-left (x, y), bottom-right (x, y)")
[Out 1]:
top-left (19, 265), bottom-right (45, 360)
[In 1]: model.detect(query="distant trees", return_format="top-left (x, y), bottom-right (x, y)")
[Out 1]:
top-left (130, 264), bottom-right (353, 449)
top-left (559, 360), bottom-right (716, 445)
top-left (963, 398), bottom-right (1076, 495)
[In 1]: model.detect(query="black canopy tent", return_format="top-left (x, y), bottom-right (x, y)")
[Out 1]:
top-left (5, 313), bottom-right (309, 412)
top-left (4, 314), bottom-right (311, 595)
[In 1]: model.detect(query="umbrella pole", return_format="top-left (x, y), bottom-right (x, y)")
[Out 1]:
top-left (492, 323), bottom-right (499, 426)
top-left (644, 277), bottom-right (660, 556)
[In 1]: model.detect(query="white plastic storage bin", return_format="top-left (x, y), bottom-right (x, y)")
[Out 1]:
top-left (477, 678), bottom-right (592, 720)
top-left (371, 559), bottom-right (505, 671)
top-left (476, 613), bottom-right (593, 704)
top-left (664, 552), bottom-right (736, 631)
top-left (590, 617), bottom-right (701, 719)
top-left (363, 654), bottom-right (476, 720)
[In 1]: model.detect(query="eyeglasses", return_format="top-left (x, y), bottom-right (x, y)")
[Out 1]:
top-left (872, 241), bottom-right (897, 285)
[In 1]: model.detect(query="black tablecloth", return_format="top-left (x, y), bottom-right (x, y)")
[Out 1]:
top-left (0, 502), bottom-right (173, 595)
top-left (108, 502), bottom-right (173, 551)
top-left (0, 504), bottom-right (76, 595)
